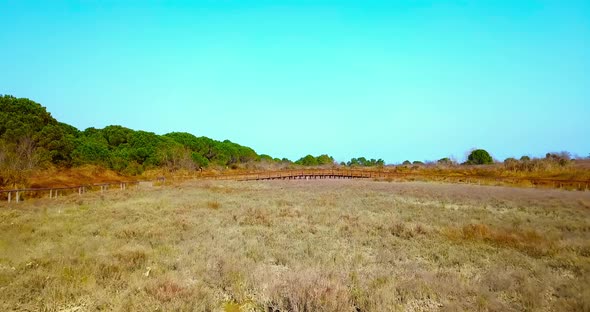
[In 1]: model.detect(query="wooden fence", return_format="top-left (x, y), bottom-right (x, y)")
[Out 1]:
top-left (0, 177), bottom-right (166, 203)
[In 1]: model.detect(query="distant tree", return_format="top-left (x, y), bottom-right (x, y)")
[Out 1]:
top-left (295, 155), bottom-right (319, 166)
top-left (347, 157), bottom-right (385, 167)
top-left (520, 155), bottom-right (531, 162)
top-left (347, 158), bottom-right (360, 166)
top-left (402, 160), bottom-right (411, 165)
top-left (412, 161), bottom-right (424, 165)
top-left (316, 154), bottom-right (334, 165)
top-left (467, 149), bottom-right (493, 165)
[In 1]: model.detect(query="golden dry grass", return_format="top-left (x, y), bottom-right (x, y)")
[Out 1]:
top-left (1, 180), bottom-right (589, 311)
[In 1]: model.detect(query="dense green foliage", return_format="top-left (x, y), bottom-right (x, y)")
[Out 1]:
top-left (0, 95), bottom-right (77, 166)
top-left (467, 149), bottom-right (494, 165)
top-left (0, 95), bottom-right (270, 178)
top-left (346, 157), bottom-right (384, 167)
top-left (295, 154), bottom-right (335, 166)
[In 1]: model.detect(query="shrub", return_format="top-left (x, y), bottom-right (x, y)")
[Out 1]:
top-left (504, 157), bottom-right (518, 171)
top-left (520, 155), bottom-right (530, 161)
top-left (437, 157), bottom-right (453, 165)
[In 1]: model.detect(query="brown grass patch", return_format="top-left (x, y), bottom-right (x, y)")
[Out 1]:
top-left (114, 248), bottom-right (148, 270)
top-left (207, 200), bottom-right (221, 210)
top-left (444, 223), bottom-right (555, 257)
top-left (147, 279), bottom-right (190, 302)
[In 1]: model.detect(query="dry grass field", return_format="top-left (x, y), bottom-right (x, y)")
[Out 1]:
top-left (1, 180), bottom-right (589, 311)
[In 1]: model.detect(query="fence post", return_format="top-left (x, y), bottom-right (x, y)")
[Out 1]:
top-left (79, 187), bottom-right (82, 196)
top-left (16, 191), bottom-right (20, 203)
top-left (8, 192), bottom-right (11, 203)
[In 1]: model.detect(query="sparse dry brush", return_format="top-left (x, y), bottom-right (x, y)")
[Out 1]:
top-left (0, 180), bottom-right (589, 311)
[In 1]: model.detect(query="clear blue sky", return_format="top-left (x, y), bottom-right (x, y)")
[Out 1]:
top-left (1, 0), bottom-right (589, 163)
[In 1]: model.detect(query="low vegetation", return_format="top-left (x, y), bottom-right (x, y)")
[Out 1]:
top-left (1, 180), bottom-right (589, 311)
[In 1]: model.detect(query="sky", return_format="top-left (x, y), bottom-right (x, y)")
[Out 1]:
top-left (1, 0), bottom-right (589, 163)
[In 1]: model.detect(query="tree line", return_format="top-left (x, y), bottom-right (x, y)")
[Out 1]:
top-left (0, 95), bottom-right (264, 186)
top-left (1, 95), bottom-right (581, 187)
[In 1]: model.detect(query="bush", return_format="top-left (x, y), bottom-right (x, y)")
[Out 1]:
top-left (437, 157), bottom-right (453, 165)
top-left (467, 149), bottom-right (493, 165)
top-left (504, 157), bottom-right (518, 170)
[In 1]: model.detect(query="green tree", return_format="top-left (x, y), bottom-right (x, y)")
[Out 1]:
top-left (316, 154), bottom-right (334, 165)
top-left (295, 155), bottom-right (319, 166)
top-left (467, 149), bottom-right (493, 165)
top-left (0, 95), bottom-right (78, 168)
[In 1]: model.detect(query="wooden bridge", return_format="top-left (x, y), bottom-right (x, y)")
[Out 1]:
top-left (211, 168), bottom-right (590, 191)
top-left (214, 169), bottom-right (383, 181)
